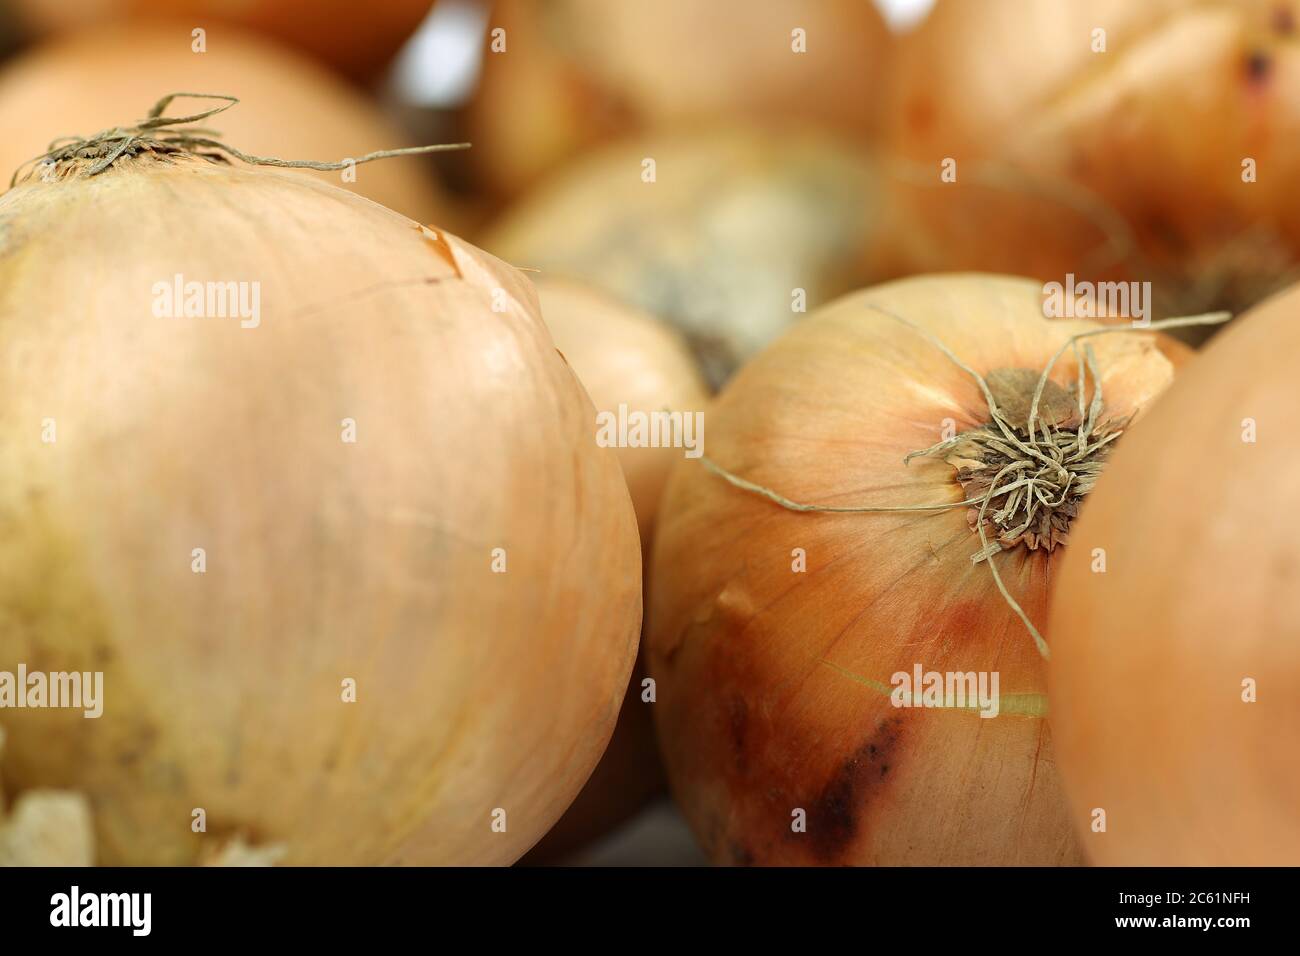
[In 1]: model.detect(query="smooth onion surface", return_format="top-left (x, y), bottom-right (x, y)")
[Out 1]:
top-left (466, 0), bottom-right (890, 199)
top-left (1049, 285), bottom-right (1300, 865)
top-left (0, 152), bottom-right (641, 865)
top-left (648, 273), bottom-right (1188, 865)
top-left (483, 127), bottom-right (882, 387)
top-left (0, 22), bottom-right (451, 225)
top-left (885, 0), bottom-right (1300, 319)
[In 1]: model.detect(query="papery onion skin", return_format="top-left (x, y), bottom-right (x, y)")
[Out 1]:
top-left (1048, 285), bottom-right (1300, 866)
top-left (10, 1), bottom-right (433, 80)
top-left (884, 0), bottom-right (1300, 318)
top-left (647, 273), bottom-right (1189, 866)
top-left (0, 22), bottom-right (452, 226)
top-left (483, 127), bottom-right (883, 387)
top-left (0, 153), bottom-right (641, 866)
top-left (465, 0), bottom-right (890, 200)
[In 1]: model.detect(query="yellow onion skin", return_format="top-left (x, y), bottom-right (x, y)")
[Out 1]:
top-left (0, 155), bottom-right (641, 865)
top-left (0, 22), bottom-right (452, 226)
top-left (884, 0), bottom-right (1300, 316)
top-left (465, 0), bottom-right (890, 200)
top-left (10, 1), bottom-right (433, 80)
top-left (647, 274), bottom-right (1188, 866)
top-left (1048, 285), bottom-right (1300, 865)
top-left (483, 127), bottom-right (882, 387)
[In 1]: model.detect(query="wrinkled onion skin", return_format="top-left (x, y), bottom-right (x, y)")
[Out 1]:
top-left (647, 274), bottom-right (1186, 866)
top-left (1049, 285), bottom-right (1300, 866)
top-left (0, 156), bottom-right (641, 865)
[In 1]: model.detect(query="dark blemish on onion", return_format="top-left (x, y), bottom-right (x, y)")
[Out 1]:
top-left (806, 715), bottom-right (905, 862)
top-left (1246, 50), bottom-right (1273, 83)
top-left (729, 841), bottom-right (756, 866)
top-left (728, 693), bottom-right (749, 772)
top-left (1273, 6), bottom-right (1295, 35)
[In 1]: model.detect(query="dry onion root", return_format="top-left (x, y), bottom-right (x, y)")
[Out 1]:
top-left (647, 274), bottom-right (1205, 865)
top-left (884, 0), bottom-right (1300, 329)
top-left (0, 95), bottom-right (642, 866)
top-left (1048, 282), bottom-right (1300, 865)
top-left (0, 22), bottom-right (457, 224)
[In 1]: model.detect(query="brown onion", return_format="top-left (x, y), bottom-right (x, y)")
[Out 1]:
top-left (1048, 284), bottom-right (1300, 865)
top-left (465, 0), bottom-right (890, 199)
top-left (884, 0), bottom-right (1300, 324)
top-left (482, 127), bottom-right (883, 387)
top-left (647, 273), bottom-right (1192, 865)
top-left (0, 119), bottom-right (640, 865)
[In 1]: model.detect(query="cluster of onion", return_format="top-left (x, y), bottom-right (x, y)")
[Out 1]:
top-left (884, 0), bottom-right (1300, 328)
top-left (0, 106), bottom-right (641, 865)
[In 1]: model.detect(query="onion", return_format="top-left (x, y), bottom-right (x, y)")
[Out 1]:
top-left (0, 22), bottom-right (452, 225)
top-left (520, 278), bottom-right (709, 862)
top-left (646, 273), bottom-right (1197, 865)
top-left (482, 127), bottom-right (883, 387)
top-left (1048, 285), bottom-right (1300, 865)
top-left (465, 0), bottom-right (890, 198)
top-left (536, 278), bottom-right (711, 544)
top-left (0, 108), bottom-right (641, 865)
top-left (10, 1), bottom-right (433, 79)
top-left (884, 0), bottom-right (1300, 324)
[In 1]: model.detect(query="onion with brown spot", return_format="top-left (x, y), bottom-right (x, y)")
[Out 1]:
top-left (647, 274), bottom-right (1194, 865)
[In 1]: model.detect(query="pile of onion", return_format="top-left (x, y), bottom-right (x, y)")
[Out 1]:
top-left (0, 105), bottom-right (641, 865)
top-left (482, 127), bottom-right (883, 387)
top-left (522, 278), bottom-right (709, 862)
top-left (647, 273), bottom-right (1195, 865)
top-left (465, 0), bottom-right (890, 199)
top-left (0, 21), bottom-right (452, 226)
top-left (884, 0), bottom-right (1300, 325)
top-left (1048, 284), bottom-right (1300, 865)
top-left (8, 0), bottom-right (433, 80)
